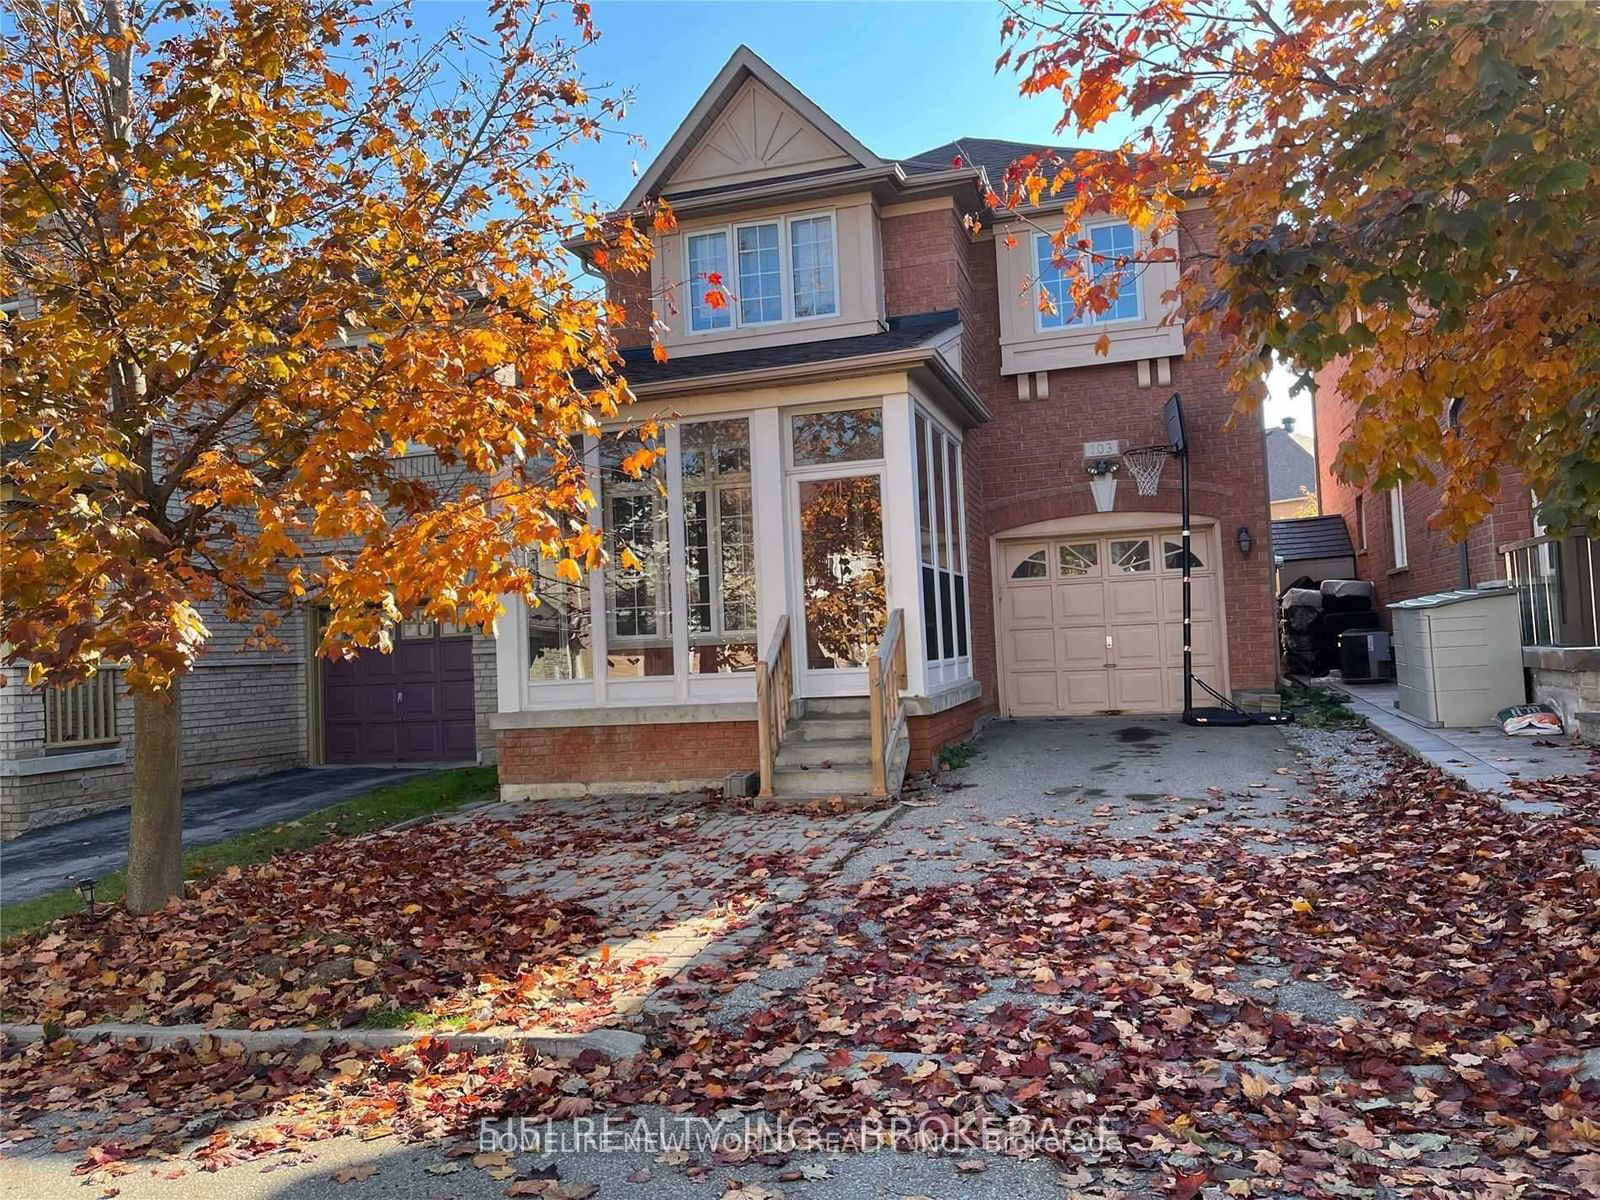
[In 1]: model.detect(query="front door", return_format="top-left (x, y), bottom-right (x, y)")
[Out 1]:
top-left (792, 472), bottom-right (886, 697)
top-left (323, 621), bottom-right (477, 763)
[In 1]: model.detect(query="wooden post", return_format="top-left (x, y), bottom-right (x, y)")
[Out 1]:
top-left (756, 660), bottom-right (774, 797)
top-left (868, 650), bottom-right (887, 796)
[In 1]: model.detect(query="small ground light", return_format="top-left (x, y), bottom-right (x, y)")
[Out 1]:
top-left (76, 877), bottom-right (97, 917)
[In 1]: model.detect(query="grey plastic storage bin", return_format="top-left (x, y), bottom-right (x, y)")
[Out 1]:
top-left (1388, 586), bottom-right (1523, 727)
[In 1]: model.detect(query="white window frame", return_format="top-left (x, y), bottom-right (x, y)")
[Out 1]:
top-left (1389, 484), bottom-right (1409, 569)
top-left (685, 230), bottom-right (733, 333)
top-left (684, 210), bottom-right (839, 335)
top-left (680, 418), bottom-right (758, 654)
top-left (732, 219), bottom-right (786, 328)
top-left (1033, 220), bottom-right (1143, 333)
top-left (914, 404), bottom-right (972, 675)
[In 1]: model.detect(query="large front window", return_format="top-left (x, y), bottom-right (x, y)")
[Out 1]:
top-left (916, 413), bottom-right (969, 664)
top-left (682, 419), bottom-right (757, 673)
top-left (687, 212), bottom-right (837, 333)
top-left (601, 434), bottom-right (674, 679)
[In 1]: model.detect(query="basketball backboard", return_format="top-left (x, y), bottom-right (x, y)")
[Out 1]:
top-left (1164, 393), bottom-right (1187, 454)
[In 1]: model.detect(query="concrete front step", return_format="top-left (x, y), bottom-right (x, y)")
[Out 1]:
top-left (787, 716), bottom-right (870, 742)
top-left (775, 736), bottom-right (872, 768)
top-left (800, 696), bottom-right (872, 718)
top-left (772, 764), bottom-right (876, 796)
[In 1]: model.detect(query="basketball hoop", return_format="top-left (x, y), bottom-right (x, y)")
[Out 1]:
top-left (1122, 445), bottom-right (1172, 496)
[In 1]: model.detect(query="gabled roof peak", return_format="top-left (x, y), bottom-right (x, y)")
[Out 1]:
top-left (618, 46), bottom-right (883, 212)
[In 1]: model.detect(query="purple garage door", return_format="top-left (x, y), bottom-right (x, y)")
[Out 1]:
top-left (322, 623), bottom-right (477, 764)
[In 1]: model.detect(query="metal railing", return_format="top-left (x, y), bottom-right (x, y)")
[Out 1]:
top-left (43, 669), bottom-right (119, 749)
top-left (1503, 527), bottom-right (1599, 647)
top-left (867, 608), bottom-right (908, 797)
top-left (755, 615), bottom-right (793, 797)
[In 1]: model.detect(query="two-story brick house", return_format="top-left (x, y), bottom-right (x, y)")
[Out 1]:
top-left (490, 47), bottom-right (1280, 801)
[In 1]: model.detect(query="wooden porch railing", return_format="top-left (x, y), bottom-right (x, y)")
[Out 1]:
top-left (868, 608), bottom-right (908, 797)
top-left (755, 615), bottom-right (793, 797)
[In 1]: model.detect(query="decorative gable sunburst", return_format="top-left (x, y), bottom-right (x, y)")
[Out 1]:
top-left (669, 78), bottom-right (854, 192)
top-left (619, 46), bottom-right (882, 211)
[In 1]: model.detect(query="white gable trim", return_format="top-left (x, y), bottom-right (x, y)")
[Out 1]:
top-left (619, 45), bottom-right (882, 212)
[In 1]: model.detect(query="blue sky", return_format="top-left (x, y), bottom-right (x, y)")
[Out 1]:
top-left (408, 0), bottom-right (1307, 429)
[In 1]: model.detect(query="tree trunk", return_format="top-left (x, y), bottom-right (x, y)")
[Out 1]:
top-left (126, 687), bottom-right (184, 913)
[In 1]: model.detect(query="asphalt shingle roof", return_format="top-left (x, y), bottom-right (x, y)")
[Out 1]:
top-left (898, 137), bottom-right (1086, 195)
top-left (1265, 426), bottom-right (1318, 503)
top-left (1271, 515), bottom-right (1355, 562)
top-left (609, 310), bottom-right (959, 388)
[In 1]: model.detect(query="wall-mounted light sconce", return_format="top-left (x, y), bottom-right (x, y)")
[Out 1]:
top-left (1085, 459), bottom-right (1120, 513)
top-left (1236, 525), bottom-right (1254, 555)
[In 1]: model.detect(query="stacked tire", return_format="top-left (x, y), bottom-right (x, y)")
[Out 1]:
top-left (1280, 586), bottom-right (1324, 676)
top-left (1279, 579), bottom-right (1381, 676)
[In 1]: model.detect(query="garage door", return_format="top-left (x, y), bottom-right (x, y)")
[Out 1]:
top-left (999, 529), bottom-right (1224, 716)
top-left (322, 620), bottom-right (477, 763)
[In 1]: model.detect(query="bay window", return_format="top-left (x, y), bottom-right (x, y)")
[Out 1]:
top-left (682, 419), bottom-right (757, 672)
top-left (1035, 221), bottom-right (1141, 331)
top-left (600, 435), bottom-right (674, 678)
top-left (687, 212), bottom-right (838, 332)
top-left (916, 412), bottom-right (969, 666)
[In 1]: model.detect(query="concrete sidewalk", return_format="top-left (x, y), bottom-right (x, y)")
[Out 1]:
top-left (1325, 679), bottom-right (1594, 793)
top-left (0, 766), bottom-right (434, 903)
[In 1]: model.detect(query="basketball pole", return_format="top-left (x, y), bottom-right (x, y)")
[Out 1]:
top-left (1179, 423), bottom-right (1193, 721)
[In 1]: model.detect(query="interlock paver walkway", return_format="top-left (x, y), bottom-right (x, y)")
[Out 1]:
top-left (482, 793), bottom-right (898, 1031)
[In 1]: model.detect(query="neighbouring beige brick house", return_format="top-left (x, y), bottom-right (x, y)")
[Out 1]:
top-left (0, 608), bottom-right (499, 840)
top-left (1, 444), bottom-right (501, 839)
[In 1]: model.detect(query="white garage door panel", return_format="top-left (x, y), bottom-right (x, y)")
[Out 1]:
top-left (1108, 579), bottom-right (1159, 622)
top-left (1162, 621), bottom-right (1219, 664)
top-left (1010, 671), bottom-right (1062, 714)
top-left (1010, 627), bottom-right (1057, 665)
top-left (1061, 626), bottom-right (1108, 667)
top-left (1113, 668), bottom-right (1165, 709)
top-left (1055, 584), bottom-right (1108, 625)
top-left (1162, 575), bottom-right (1216, 620)
top-left (1111, 622), bottom-right (1162, 667)
top-left (1064, 669), bottom-right (1112, 709)
top-left (1000, 527), bottom-right (1227, 717)
top-left (1009, 586), bottom-right (1056, 624)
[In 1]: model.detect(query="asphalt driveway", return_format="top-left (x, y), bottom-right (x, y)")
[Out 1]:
top-left (0, 766), bottom-right (432, 903)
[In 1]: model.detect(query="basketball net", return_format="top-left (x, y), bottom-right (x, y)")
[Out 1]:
top-left (1121, 445), bottom-right (1172, 496)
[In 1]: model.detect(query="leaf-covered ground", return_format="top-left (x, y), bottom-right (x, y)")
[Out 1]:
top-left (2, 722), bottom-right (1598, 1197)
top-left (0, 800), bottom-right (833, 1034)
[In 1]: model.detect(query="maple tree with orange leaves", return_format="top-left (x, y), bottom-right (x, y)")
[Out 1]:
top-left (0, 0), bottom-right (663, 911)
top-left (997, 0), bottom-right (1599, 535)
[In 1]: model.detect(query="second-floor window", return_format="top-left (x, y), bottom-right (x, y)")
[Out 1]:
top-left (1035, 222), bottom-right (1140, 331)
top-left (686, 212), bottom-right (838, 333)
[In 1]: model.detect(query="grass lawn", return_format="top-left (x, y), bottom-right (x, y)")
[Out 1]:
top-left (0, 766), bottom-right (497, 942)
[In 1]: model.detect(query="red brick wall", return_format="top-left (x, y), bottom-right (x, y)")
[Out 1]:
top-left (907, 699), bottom-right (981, 772)
top-left (498, 722), bottom-right (756, 785)
top-left (881, 205), bottom-right (1279, 706)
top-left (604, 264), bottom-right (654, 346)
top-left (1314, 365), bottom-right (1533, 619)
